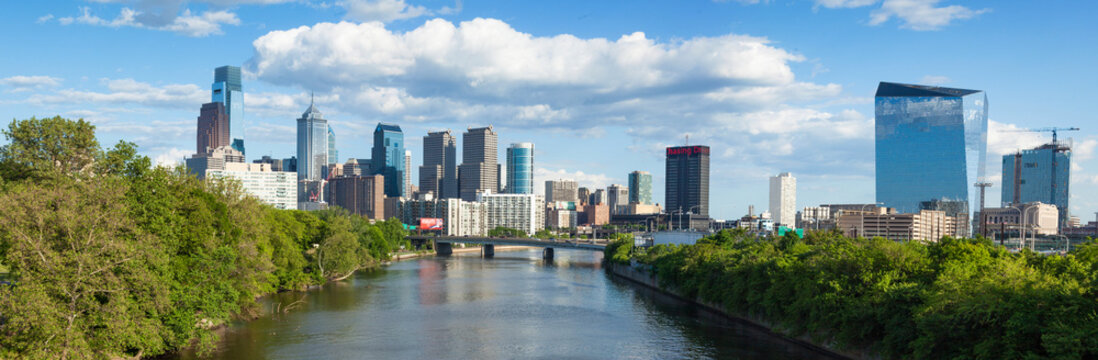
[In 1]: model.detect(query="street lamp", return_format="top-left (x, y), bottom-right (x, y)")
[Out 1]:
top-left (687, 205), bottom-right (703, 232)
top-left (1023, 205), bottom-right (1040, 251)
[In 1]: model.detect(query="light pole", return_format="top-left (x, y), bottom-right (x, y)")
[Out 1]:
top-left (859, 203), bottom-right (882, 239)
top-left (1023, 205), bottom-right (1040, 251)
top-left (687, 205), bottom-right (702, 232)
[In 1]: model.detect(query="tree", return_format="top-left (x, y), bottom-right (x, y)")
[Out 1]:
top-left (0, 116), bottom-right (99, 181)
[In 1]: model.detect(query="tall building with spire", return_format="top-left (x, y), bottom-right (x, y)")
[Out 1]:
top-left (371, 123), bottom-right (405, 197)
top-left (459, 126), bottom-right (498, 201)
top-left (212, 66), bottom-right (244, 155)
top-left (420, 130), bottom-right (458, 199)
top-left (296, 96), bottom-right (328, 182)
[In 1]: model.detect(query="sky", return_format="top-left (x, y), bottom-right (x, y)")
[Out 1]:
top-left (1, 0), bottom-right (1096, 221)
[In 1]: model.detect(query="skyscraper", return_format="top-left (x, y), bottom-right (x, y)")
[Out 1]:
top-left (607, 184), bottom-right (629, 215)
top-left (506, 142), bottom-right (534, 194)
top-left (196, 101), bottom-right (228, 153)
top-left (666, 145), bottom-right (710, 217)
top-left (420, 130), bottom-right (458, 198)
top-left (875, 82), bottom-right (987, 229)
top-left (404, 150), bottom-right (412, 197)
top-left (371, 123), bottom-right (405, 198)
top-left (459, 126), bottom-right (498, 201)
top-left (328, 125), bottom-right (338, 167)
top-left (296, 98), bottom-right (327, 182)
top-left (212, 66), bottom-right (244, 155)
top-left (545, 179), bottom-right (578, 203)
top-left (628, 171), bottom-right (652, 204)
top-left (769, 172), bottom-right (796, 227)
top-left (1002, 142), bottom-right (1071, 228)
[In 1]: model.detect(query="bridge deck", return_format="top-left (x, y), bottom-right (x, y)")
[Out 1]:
top-left (406, 236), bottom-right (608, 251)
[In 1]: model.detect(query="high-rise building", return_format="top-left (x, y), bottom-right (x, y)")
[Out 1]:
top-left (545, 179), bottom-right (578, 203)
top-left (506, 142), bottom-right (534, 194)
top-left (186, 146), bottom-right (296, 210)
top-left (212, 66), bottom-right (244, 155)
top-left (371, 123), bottom-right (405, 197)
top-left (628, 171), bottom-right (652, 204)
top-left (666, 145), bottom-right (710, 217)
top-left (196, 102), bottom-right (229, 154)
top-left (459, 126), bottom-right (498, 201)
top-left (769, 172), bottom-right (796, 227)
top-left (420, 130), bottom-right (458, 199)
top-left (479, 192), bottom-right (544, 235)
top-left (875, 82), bottom-right (987, 232)
top-left (1002, 142), bottom-right (1071, 229)
top-left (296, 98), bottom-right (328, 182)
top-left (327, 125), bottom-right (338, 168)
top-left (577, 187), bottom-right (591, 206)
top-left (253, 155), bottom-right (283, 172)
top-left (607, 184), bottom-right (629, 215)
top-left (404, 150), bottom-right (412, 197)
top-left (591, 189), bottom-right (607, 205)
top-left (327, 174), bottom-right (385, 220)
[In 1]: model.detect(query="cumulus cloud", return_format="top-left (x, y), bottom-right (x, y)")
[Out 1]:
top-left (153, 148), bottom-right (192, 167)
top-left (1, 75), bottom-right (62, 92)
top-left (534, 167), bottom-right (617, 191)
top-left (988, 120), bottom-right (1051, 158)
top-left (1075, 138), bottom-right (1098, 161)
top-left (36, 78), bottom-right (205, 109)
top-left (869, 0), bottom-right (989, 30)
top-left (55, 4), bottom-right (242, 37)
top-left (341, 0), bottom-right (430, 22)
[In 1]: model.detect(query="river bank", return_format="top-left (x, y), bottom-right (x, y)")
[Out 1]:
top-left (605, 262), bottom-right (869, 360)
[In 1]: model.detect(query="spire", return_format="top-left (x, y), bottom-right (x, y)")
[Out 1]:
top-left (302, 92), bottom-right (323, 119)
top-left (310, 91), bottom-right (315, 106)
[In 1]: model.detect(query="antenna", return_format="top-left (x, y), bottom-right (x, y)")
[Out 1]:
top-left (685, 134), bottom-right (689, 146)
top-left (310, 91), bottom-right (315, 106)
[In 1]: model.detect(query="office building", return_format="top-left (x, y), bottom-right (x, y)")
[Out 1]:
top-left (253, 155), bottom-right (283, 172)
top-left (327, 175), bottom-right (385, 220)
top-left (420, 130), bottom-right (458, 198)
top-left (769, 172), bottom-right (796, 227)
top-left (875, 82), bottom-right (987, 235)
top-left (342, 158), bottom-right (362, 177)
top-left (404, 150), bottom-right (412, 197)
top-left (1002, 142), bottom-right (1071, 229)
top-left (327, 125), bottom-right (338, 168)
top-left (186, 146), bottom-right (296, 210)
top-left (397, 195), bottom-right (487, 236)
top-left (607, 184), bottom-right (629, 215)
top-left (282, 156), bottom-right (297, 173)
top-left (623, 203), bottom-right (661, 215)
top-left (797, 206), bottom-right (832, 230)
top-left (296, 98), bottom-right (328, 182)
top-left (666, 145), bottom-right (710, 217)
top-left (546, 208), bottom-right (578, 229)
top-left (371, 123), bottom-right (405, 197)
top-left (506, 142), bottom-right (534, 194)
top-left (836, 208), bottom-right (965, 242)
top-left (590, 189), bottom-right (606, 205)
top-left (211, 66), bottom-right (244, 154)
top-left (981, 202), bottom-right (1059, 238)
top-left (582, 204), bottom-right (610, 226)
top-left (628, 171), bottom-right (652, 204)
top-left (479, 192), bottom-right (544, 235)
top-left (545, 179), bottom-right (578, 203)
top-left (196, 102), bottom-right (229, 153)
top-left (577, 187), bottom-right (591, 206)
top-left (459, 126), bottom-right (498, 201)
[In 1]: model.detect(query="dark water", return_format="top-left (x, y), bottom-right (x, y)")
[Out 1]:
top-left (179, 249), bottom-right (843, 360)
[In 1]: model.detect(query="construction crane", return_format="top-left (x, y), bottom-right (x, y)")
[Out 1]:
top-left (1000, 127), bottom-right (1080, 143)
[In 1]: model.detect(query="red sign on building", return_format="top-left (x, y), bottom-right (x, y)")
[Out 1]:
top-left (419, 218), bottom-right (444, 230)
top-left (666, 146), bottom-right (710, 156)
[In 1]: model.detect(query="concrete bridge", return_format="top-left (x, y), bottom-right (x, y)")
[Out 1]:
top-left (406, 235), bottom-right (608, 259)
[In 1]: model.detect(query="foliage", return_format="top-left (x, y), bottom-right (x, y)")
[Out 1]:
top-left (0, 116), bottom-right (407, 358)
top-left (488, 226), bottom-right (527, 238)
top-left (604, 233), bottom-right (635, 265)
top-left (610, 230), bottom-right (1098, 359)
top-left (534, 229), bottom-right (555, 239)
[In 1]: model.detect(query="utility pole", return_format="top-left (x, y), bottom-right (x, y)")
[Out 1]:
top-left (975, 182), bottom-right (992, 236)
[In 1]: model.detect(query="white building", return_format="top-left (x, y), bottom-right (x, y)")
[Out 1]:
top-left (444, 198), bottom-right (488, 236)
top-left (769, 172), bottom-right (796, 227)
top-left (187, 146), bottom-right (298, 210)
top-left (478, 192), bottom-right (545, 235)
top-left (982, 202), bottom-right (1060, 236)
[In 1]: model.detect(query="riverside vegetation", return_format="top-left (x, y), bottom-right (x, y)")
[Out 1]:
top-left (0, 117), bottom-right (410, 359)
top-left (606, 228), bottom-right (1098, 359)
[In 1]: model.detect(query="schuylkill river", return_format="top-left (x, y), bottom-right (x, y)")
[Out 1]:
top-left (177, 248), bottom-right (842, 360)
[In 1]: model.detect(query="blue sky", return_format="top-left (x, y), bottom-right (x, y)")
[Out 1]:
top-left (1, 0), bottom-right (1096, 221)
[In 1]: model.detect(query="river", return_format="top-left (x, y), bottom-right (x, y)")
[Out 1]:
top-left (177, 248), bottom-right (843, 359)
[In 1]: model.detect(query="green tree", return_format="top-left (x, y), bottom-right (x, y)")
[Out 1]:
top-left (0, 116), bottom-right (99, 181)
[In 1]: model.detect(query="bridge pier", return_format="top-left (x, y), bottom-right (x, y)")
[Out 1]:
top-left (482, 244), bottom-right (495, 258)
top-left (543, 247), bottom-right (554, 260)
top-left (436, 242), bottom-right (452, 256)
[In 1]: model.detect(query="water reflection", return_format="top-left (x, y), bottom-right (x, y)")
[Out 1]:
top-left (174, 249), bottom-right (843, 360)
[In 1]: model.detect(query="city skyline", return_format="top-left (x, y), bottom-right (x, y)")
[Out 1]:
top-left (2, 1), bottom-right (1097, 220)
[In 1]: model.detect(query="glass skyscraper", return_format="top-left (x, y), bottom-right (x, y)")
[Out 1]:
top-left (296, 99), bottom-right (328, 181)
top-left (212, 66), bottom-right (244, 155)
top-left (875, 82), bottom-right (987, 226)
top-left (371, 123), bottom-right (405, 197)
top-left (506, 142), bottom-right (534, 194)
top-left (1002, 143), bottom-right (1071, 228)
top-left (327, 125), bottom-right (338, 165)
top-left (628, 171), bottom-right (652, 204)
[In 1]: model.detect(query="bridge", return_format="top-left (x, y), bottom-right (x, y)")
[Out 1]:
top-left (406, 235), bottom-right (608, 259)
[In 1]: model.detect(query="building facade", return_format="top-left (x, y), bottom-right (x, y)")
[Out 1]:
top-left (459, 126), bottom-right (498, 201)
top-left (187, 146), bottom-right (296, 210)
top-left (506, 142), bottom-right (534, 194)
top-left (769, 172), bottom-right (796, 227)
top-left (327, 125), bottom-right (338, 169)
top-left (628, 171), bottom-right (652, 204)
top-left (545, 179), bottom-right (578, 203)
top-left (478, 192), bottom-right (544, 235)
top-left (296, 99), bottom-right (328, 182)
top-left (607, 184), bottom-right (629, 215)
top-left (327, 175), bottom-right (385, 220)
top-left (665, 145), bottom-right (710, 217)
top-left (196, 102), bottom-right (229, 154)
top-left (981, 202), bottom-right (1059, 237)
top-left (875, 82), bottom-right (987, 232)
top-left (836, 209), bottom-right (964, 242)
top-left (1002, 142), bottom-right (1071, 229)
top-left (582, 204), bottom-right (610, 226)
top-left (420, 130), bottom-right (458, 199)
top-left (212, 66), bottom-right (244, 154)
top-left (404, 150), bottom-right (412, 197)
top-left (371, 123), bottom-right (405, 198)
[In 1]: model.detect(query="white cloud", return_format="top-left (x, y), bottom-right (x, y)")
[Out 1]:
top-left (154, 148), bottom-right (192, 167)
top-left (987, 120), bottom-right (1051, 158)
top-left (0, 75), bottom-right (62, 92)
top-left (1075, 139), bottom-right (1098, 161)
top-left (814, 0), bottom-right (879, 9)
top-left (534, 168), bottom-right (616, 191)
top-left (55, 5), bottom-right (240, 37)
top-left (869, 0), bottom-right (989, 30)
top-left (36, 14), bottom-right (55, 23)
top-left (920, 75), bottom-right (951, 85)
top-left (37, 78), bottom-right (205, 109)
top-left (341, 0), bottom-right (430, 23)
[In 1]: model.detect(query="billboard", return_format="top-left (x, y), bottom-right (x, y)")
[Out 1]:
top-left (419, 218), bottom-right (444, 230)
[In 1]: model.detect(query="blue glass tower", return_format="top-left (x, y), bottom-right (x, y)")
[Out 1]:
top-left (1002, 143), bottom-right (1071, 228)
top-left (372, 123), bottom-right (405, 197)
top-left (875, 82), bottom-right (987, 227)
top-left (327, 125), bottom-right (338, 165)
top-left (212, 66), bottom-right (244, 155)
top-left (506, 142), bottom-right (534, 194)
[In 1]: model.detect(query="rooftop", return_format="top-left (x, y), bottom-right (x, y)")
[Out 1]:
top-left (875, 82), bottom-right (981, 97)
